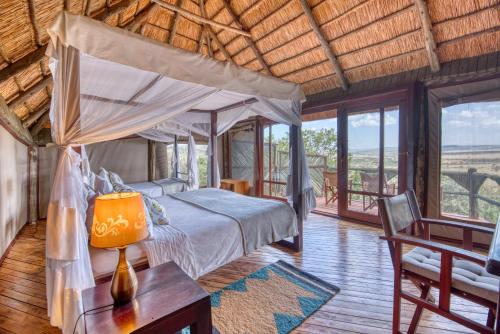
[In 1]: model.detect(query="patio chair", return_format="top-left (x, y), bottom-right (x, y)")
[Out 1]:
top-left (360, 171), bottom-right (396, 211)
top-left (323, 171), bottom-right (338, 205)
top-left (378, 190), bottom-right (499, 334)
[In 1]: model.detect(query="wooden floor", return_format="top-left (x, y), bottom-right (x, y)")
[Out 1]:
top-left (0, 215), bottom-right (490, 334)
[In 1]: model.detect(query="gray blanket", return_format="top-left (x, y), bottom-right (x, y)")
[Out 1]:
top-left (170, 188), bottom-right (298, 254)
top-left (153, 177), bottom-right (188, 195)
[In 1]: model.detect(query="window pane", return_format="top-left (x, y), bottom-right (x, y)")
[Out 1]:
top-left (440, 101), bottom-right (500, 223)
top-left (231, 127), bottom-right (255, 193)
top-left (196, 144), bottom-right (208, 187)
top-left (384, 106), bottom-right (399, 195)
top-left (347, 110), bottom-right (380, 214)
top-left (263, 124), bottom-right (288, 198)
top-left (177, 143), bottom-right (188, 181)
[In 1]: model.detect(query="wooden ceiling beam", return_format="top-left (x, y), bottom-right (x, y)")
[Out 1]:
top-left (168, 0), bottom-right (185, 44)
top-left (0, 46), bottom-right (46, 83)
top-left (30, 112), bottom-right (50, 137)
top-left (199, 0), bottom-right (213, 57)
top-left (8, 77), bottom-right (51, 111)
top-left (152, 0), bottom-right (251, 37)
top-left (126, 3), bottom-right (155, 33)
top-left (220, 0), bottom-right (271, 75)
top-left (0, 97), bottom-right (33, 145)
top-left (22, 103), bottom-right (50, 128)
top-left (414, 0), bottom-right (440, 72)
top-left (299, 0), bottom-right (348, 91)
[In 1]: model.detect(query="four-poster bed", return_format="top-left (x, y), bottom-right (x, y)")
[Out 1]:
top-left (45, 12), bottom-right (315, 334)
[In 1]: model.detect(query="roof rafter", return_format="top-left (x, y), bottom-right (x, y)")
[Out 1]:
top-left (299, 0), bottom-right (348, 91)
top-left (22, 103), bottom-right (50, 128)
top-left (152, 0), bottom-right (251, 37)
top-left (414, 0), bottom-right (440, 72)
top-left (199, 0), bottom-right (213, 57)
top-left (0, 46), bottom-right (47, 83)
top-left (8, 77), bottom-right (52, 111)
top-left (0, 96), bottom-right (33, 145)
top-left (31, 111), bottom-right (50, 137)
top-left (168, 0), bottom-right (185, 44)
top-left (220, 0), bottom-right (271, 75)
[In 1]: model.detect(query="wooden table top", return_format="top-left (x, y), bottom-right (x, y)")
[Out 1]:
top-left (83, 261), bottom-right (209, 333)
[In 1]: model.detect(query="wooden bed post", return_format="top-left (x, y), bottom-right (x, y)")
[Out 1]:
top-left (148, 140), bottom-right (156, 181)
top-left (210, 111), bottom-right (217, 187)
top-left (174, 135), bottom-right (179, 178)
top-left (291, 124), bottom-right (303, 251)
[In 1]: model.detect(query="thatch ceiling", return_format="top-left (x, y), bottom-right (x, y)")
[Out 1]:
top-left (0, 0), bottom-right (499, 133)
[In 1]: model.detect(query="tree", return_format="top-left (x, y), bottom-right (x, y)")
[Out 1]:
top-left (275, 128), bottom-right (337, 167)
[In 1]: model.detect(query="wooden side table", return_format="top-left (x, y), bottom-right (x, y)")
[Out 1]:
top-left (220, 178), bottom-right (250, 195)
top-left (83, 261), bottom-right (212, 334)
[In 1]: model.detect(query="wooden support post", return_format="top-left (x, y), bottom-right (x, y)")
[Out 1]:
top-left (174, 135), bottom-right (179, 178)
top-left (414, 0), bottom-right (440, 72)
top-left (28, 146), bottom-right (38, 224)
top-left (148, 140), bottom-right (156, 181)
top-left (291, 124), bottom-right (303, 251)
top-left (210, 112), bottom-right (217, 187)
top-left (299, 0), bottom-right (348, 91)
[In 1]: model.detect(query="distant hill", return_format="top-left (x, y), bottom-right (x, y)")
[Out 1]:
top-left (442, 145), bottom-right (500, 153)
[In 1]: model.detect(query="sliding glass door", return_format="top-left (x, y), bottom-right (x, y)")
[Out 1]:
top-left (338, 102), bottom-right (407, 223)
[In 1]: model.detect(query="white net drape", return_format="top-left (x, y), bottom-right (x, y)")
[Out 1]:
top-left (45, 12), bottom-right (311, 333)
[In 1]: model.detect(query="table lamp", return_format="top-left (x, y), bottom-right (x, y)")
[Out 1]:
top-left (91, 192), bottom-right (149, 305)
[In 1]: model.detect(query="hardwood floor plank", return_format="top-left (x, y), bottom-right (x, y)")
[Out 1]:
top-left (0, 215), bottom-right (493, 334)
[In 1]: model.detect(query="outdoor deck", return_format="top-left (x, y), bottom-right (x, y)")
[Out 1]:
top-left (0, 215), bottom-right (489, 334)
top-left (314, 196), bottom-right (379, 217)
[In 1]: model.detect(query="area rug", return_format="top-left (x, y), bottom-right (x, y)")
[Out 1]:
top-left (207, 260), bottom-right (340, 334)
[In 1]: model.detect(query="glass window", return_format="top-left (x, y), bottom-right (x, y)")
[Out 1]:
top-left (263, 124), bottom-right (288, 198)
top-left (440, 101), bottom-right (500, 223)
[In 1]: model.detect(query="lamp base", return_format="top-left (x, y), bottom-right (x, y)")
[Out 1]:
top-left (111, 246), bottom-right (138, 305)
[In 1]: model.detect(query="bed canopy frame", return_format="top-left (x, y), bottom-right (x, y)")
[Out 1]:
top-left (45, 12), bottom-right (314, 333)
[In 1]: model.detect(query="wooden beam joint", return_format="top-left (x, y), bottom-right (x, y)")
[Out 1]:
top-left (414, 0), bottom-right (440, 72)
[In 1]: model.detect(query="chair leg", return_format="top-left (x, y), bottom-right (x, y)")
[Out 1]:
top-left (393, 243), bottom-right (402, 334)
top-left (487, 308), bottom-right (495, 329)
top-left (407, 284), bottom-right (431, 334)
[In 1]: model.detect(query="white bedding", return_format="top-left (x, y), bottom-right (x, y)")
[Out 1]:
top-left (127, 178), bottom-right (188, 197)
top-left (90, 192), bottom-right (295, 279)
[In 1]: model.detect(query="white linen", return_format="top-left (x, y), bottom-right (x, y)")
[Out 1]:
top-left (156, 195), bottom-right (245, 277)
top-left (127, 182), bottom-right (163, 197)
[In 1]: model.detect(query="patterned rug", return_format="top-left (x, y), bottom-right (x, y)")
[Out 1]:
top-left (208, 260), bottom-right (340, 334)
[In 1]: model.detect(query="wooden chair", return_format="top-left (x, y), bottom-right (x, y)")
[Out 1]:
top-left (360, 171), bottom-right (396, 211)
top-left (323, 171), bottom-right (338, 206)
top-left (378, 190), bottom-right (499, 334)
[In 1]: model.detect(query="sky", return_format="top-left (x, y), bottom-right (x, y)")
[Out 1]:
top-left (272, 101), bottom-right (500, 150)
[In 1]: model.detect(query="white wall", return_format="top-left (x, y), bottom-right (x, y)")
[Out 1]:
top-left (0, 126), bottom-right (28, 257)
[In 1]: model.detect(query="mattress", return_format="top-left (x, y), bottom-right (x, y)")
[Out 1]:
top-left (90, 193), bottom-right (294, 279)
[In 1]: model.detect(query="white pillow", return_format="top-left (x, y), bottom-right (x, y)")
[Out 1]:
top-left (108, 170), bottom-right (124, 185)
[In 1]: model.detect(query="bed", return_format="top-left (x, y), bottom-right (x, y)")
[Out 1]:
top-left (126, 177), bottom-right (189, 197)
top-left (90, 188), bottom-right (298, 280)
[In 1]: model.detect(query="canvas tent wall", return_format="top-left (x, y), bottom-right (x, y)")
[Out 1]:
top-left (45, 12), bottom-right (313, 334)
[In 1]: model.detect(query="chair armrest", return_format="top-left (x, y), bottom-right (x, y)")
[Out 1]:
top-left (380, 234), bottom-right (486, 266)
top-left (420, 218), bottom-right (495, 235)
top-left (486, 218), bottom-right (500, 275)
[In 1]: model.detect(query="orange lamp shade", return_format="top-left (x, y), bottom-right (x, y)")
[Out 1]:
top-left (90, 192), bottom-right (149, 248)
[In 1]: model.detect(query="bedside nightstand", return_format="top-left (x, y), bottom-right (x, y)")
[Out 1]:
top-left (220, 179), bottom-right (250, 195)
top-left (82, 261), bottom-right (212, 334)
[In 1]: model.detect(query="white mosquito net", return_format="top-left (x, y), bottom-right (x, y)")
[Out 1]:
top-left (45, 12), bottom-right (313, 333)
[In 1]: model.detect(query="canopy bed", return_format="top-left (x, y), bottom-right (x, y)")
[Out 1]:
top-left (45, 12), bottom-right (315, 333)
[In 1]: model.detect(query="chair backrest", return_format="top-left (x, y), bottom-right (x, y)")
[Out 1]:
top-left (378, 191), bottom-right (418, 238)
top-left (323, 171), bottom-right (337, 187)
top-left (360, 172), bottom-right (383, 192)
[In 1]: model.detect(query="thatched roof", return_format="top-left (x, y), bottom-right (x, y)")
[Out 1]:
top-left (0, 0), bottom-right (499, 134)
